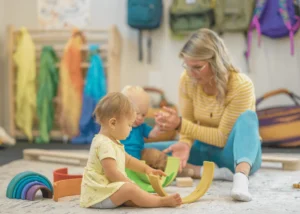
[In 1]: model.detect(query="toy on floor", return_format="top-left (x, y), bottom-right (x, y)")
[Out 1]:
top-left (176, 177), bottom-right (193, 187)
top-left (293, 183), bottom-right (300, 189)
top-left (149, 161), bottom-right (214, 204)
top-left (262, 154), bottom-right (300, 171)
top-left (6, 171), bottom-right (53, 200)
top-left (0, 126), bottom-right (16, 146)
top-left (126, 156), bottom-right (180, 192)
top-left (54, 178), bottom-right (82, 202)
top-left (53, 168), bottom-right (82, 182)
top-left (53, 168), bottom-right (82, 202)
top-left (23, 148), bottom-right (88, 166)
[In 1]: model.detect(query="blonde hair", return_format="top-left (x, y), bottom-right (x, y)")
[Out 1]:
top-left (179, 28), bottom-right (238, 103)
top-left (93, 92), bottom-right (135, 124)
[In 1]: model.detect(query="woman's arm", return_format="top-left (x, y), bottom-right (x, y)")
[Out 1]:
top-left (178, 73), bottom-right (196, 147)
top-left (180, 81), bottom-right (255, 148)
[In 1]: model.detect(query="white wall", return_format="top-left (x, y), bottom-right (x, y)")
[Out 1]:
top-left (1, 0), bottom-right (300, 130)
top-left (89, 0), bottom-right (300, 109)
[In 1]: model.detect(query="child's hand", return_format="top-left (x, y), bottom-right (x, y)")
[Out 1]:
top-left (148, 125), bottom-right (165, 138)
top-left (146, 168), bottom-right (167, 177)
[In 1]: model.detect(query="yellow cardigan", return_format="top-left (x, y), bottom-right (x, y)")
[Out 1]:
top-left (179, 71), bottom-right (256, 148)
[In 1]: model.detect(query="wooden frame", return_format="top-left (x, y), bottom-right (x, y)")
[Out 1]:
top-left (23, 148), bottom-right (300, 171)
top-left (7, 25), bottom-right (122, 140)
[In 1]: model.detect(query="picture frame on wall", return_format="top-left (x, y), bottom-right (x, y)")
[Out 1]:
top-left (37, 0), bottom-right (91, 29)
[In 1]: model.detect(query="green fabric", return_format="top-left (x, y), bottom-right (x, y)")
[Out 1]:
top-left (36, 46), bottom-right (59, 143)
top-left (169, 0), bottom-right (214, 35)
top-left (213, 0), bottom-right (255, 33)
top-left (126, 157), bottom-right (179, 192)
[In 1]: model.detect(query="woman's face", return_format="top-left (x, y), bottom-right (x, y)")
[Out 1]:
top-left (182, 57), bottom-right (213, 85)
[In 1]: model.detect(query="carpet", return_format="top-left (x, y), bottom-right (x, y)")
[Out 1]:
top-left (0, 152), bottom-right (300, 214)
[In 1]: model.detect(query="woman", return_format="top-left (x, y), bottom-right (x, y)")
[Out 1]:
top-left (149, 28), bottom-right (262, 202)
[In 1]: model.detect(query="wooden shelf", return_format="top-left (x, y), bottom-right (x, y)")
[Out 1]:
top-left (7, 25), bottom-right (122, 140)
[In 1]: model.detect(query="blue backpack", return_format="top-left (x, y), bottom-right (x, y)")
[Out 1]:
top-left (246, 0), bottom-right (300, 59)
top-left (127, 0), bottom-right (163, 63)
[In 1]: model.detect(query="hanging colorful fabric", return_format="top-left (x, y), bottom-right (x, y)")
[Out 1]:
top-left (13, 27), bottom-right (36, 141)
top-left (36, 46), bottom-right (59, 144)
top-left (57, 29), bottom-right (86, 137)
top-left (71, 45), bottom-right (107, 144)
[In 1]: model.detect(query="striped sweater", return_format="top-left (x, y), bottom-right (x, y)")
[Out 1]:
top-left (179, 70), bottom-right (256, 148)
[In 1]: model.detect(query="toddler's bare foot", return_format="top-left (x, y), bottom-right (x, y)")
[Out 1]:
top-left (160, 193), bottom-right (182, 207)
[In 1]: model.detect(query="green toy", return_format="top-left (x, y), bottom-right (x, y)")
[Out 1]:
top-left (126, 157), bottom-right (180, 192)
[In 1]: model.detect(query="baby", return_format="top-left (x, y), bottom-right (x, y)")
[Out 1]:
top-left (80, 92), bottom-right (181, 209)
top-left (121, 86), bottom-right (167, 170)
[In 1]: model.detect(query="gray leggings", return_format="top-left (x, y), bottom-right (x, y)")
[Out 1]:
top-left (90, 197), bottom-right (118, 209)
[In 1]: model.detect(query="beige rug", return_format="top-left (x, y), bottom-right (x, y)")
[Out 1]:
top-left (0, 152), bottom-right (300, 214)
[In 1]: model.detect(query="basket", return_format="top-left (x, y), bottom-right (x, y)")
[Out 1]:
top-left (256, 88), bottom-right (300, 147)
top-left (143, 87), bottom-right (177, 142)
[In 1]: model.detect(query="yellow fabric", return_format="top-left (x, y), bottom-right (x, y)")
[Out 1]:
top-left (179, 71), bottom-right (256, 148)
top-left (57, 30), bottom-right (85, 137)
top-left (80, 134), bottom-right (126, 208)
top-left (13, 27), bottom-right (36, 141)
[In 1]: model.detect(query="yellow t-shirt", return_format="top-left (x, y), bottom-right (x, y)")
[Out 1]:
top-left (80, 134), bottom-right (126, 208)
top-left (179, 70), bottom-right (256, 148)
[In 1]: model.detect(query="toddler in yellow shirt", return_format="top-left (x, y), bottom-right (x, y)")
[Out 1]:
top-left (80, 92), bottom-right (182, 209)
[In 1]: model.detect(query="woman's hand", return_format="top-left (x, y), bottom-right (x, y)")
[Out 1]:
top-left (145, 168), bottom-right (167, 178)
top-left (155, 106), bottom-right (181, 131)
top-left (163, 142), bottom-right (191, 172)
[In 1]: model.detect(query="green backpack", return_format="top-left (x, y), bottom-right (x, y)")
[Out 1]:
top-left (169, 0), bottom-right (215, 35)
top-left (214, 0), bottom-right (255, 33)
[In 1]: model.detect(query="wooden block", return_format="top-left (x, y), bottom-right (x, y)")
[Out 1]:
top-left (23, 149), bottom-right (88, 166)
top-left (53, 178), bottom-right (82, 202)
top-left (293, 183), bottom-right (300, 189)
top-left (262, 154), bottom-right (300, 171)
top-left (176, 177), bottom-right (193, 187)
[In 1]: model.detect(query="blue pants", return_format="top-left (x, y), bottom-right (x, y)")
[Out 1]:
top-left (144, 110), bottom-right (262, 175)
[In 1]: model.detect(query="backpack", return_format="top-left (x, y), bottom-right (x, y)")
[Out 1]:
top-left (246, 0), bottom-right (300, 59)
top-left (214, 0), bottom-right (255, 33)
top-left (169, 0), bottom-right (215, 36)
top-left (127, 0), bottom-right (163, 63)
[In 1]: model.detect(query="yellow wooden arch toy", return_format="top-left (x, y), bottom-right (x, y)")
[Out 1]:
top-left (149, 161), bottom-right (215, 204)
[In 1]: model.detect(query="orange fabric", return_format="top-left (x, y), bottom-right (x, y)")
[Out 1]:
top-left (57, 30), bottom-right (86, 137)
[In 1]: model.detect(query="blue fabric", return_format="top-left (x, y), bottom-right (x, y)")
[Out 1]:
top-left (121, 123), bottom-right (152, 159)
top-left (72, 45), bottom-right (107, 144)
top-left (144, 110), bottom-right (262, 175)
